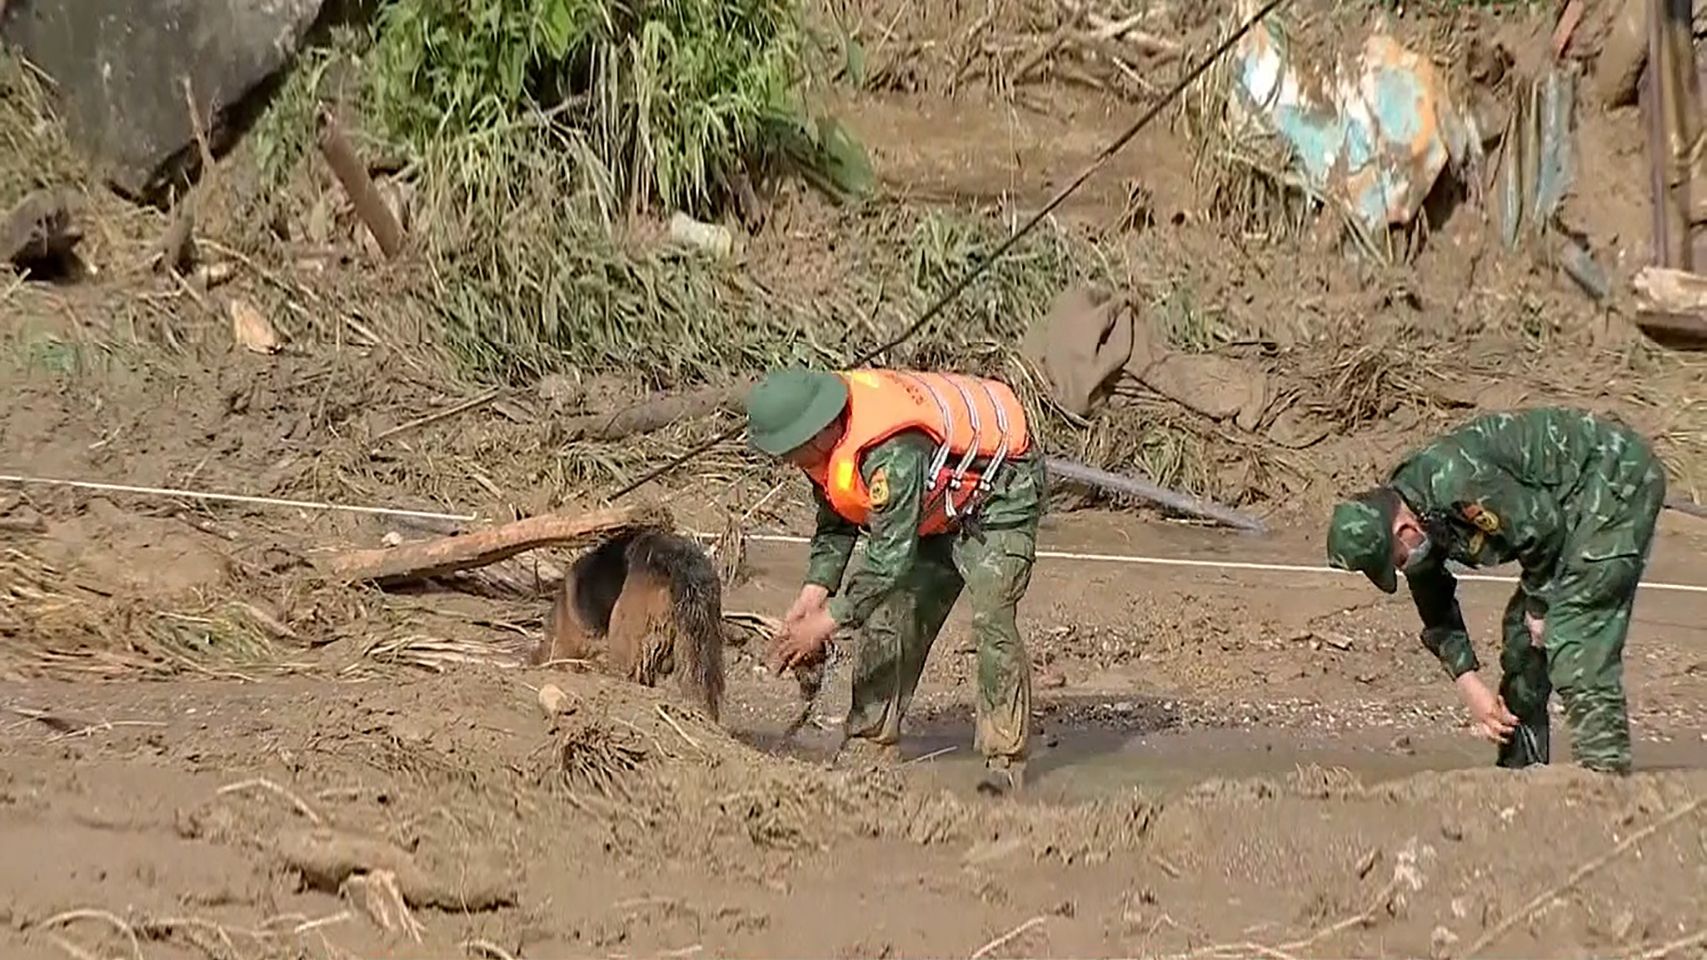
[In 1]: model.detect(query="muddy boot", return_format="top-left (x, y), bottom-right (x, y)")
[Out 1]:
top-left (975, 757), bottom-right (1025, 797)
top-left (830, 734), bottom-right (900, 769)
top-left (1497, 719), bottom-right (1550, 769)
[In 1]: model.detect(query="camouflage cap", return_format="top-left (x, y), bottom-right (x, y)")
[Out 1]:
top-left (744, 367), bottom-right (849, 456)
top-left (1325, 488), bottom-right (1401, 594)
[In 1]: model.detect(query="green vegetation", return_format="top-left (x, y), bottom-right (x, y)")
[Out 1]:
top-left (431, 204), bottom-right (1116, 386)
top-left (368, 0), bottom-right (871, 213)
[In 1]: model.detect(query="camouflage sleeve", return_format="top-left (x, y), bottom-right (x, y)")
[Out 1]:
top-left (803, 485), bottom-right (858, 593)
top-left (1411, 449), bottom-right (1563, 618)
top-left (1404, 563), bottom-right (1481, 679)
top-left (826, 436), bottom-right (929, 630)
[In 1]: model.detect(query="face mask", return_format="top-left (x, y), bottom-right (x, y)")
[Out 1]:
top-left (1400, 534), bottom-right (1432, 573)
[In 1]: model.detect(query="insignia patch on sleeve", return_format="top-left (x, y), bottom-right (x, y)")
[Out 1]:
top-left (868, 468), bottom-right (890, 507)
top-left (1460, 501), bottom-right (1500, 533)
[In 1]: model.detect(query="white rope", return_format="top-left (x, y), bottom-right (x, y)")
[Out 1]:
top-left (0, 475), bottom-right (478, 523)
top-left (701, 531), bottom-right (1707, 596)
top-left (5, 472), bottom-right (1702, 595)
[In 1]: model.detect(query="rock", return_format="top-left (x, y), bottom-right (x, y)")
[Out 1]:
top-left (227, 296), bottom-right (283, 354)
top-left (1, 0), bottom-right (327, 202)
top-left (537, 683), bottom-right (571, 718)
top-left (1430, 924), bottom-right (1458, 958)
top-left (1, 188), bottom-right (81, 270)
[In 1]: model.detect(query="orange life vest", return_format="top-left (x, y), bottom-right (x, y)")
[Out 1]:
top-left (804, 369), bottom-right (1033, 536)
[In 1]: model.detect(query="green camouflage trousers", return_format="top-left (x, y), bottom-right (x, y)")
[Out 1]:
top-left (1496, 450), bottom-right (1667, 775)
top-left (842, 472), bottom-right (1042, 764)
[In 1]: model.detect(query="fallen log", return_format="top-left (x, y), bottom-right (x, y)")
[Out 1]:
top-left (559, 381), bottom-right (751, 442)
top-left (321, 502), bottom-right (671, 585)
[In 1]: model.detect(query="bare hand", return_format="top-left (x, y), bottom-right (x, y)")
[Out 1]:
top-left (1523, 611), bottom-right (1546, 649)
top-left (769, 607), bottom-right (838, 675)
top-left (1455, 672), bottom-right (1518, 743)
top-left (784, 583), bottom-right (831, 626)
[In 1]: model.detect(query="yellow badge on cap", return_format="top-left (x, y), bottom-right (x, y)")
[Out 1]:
top-left (868, 468), bottom-right (890, 507)
top-left (1461, 501), bottom-right (1500, 534)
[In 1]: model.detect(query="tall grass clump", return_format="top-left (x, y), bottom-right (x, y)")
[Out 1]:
top-left (0, 53), bottom-right (81, 210)
top-left (369, 0), bottom-right (870, 215)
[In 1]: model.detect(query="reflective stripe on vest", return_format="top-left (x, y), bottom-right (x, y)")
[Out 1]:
top-left (805, 369), bottom-right (1032, 535)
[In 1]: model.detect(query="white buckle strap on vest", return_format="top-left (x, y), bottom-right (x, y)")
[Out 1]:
top-left (973, 378), bottom-right (1013, 496)
top-left (894, 371), bottom-right (956, 498)
top-left (941, 375), bottom-right (985, 520)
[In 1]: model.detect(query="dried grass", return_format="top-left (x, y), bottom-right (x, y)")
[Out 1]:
top-left (1174, 13), bottom-right (1319, 249)
top-left (557, 710), bottom-right (650, 801)
top-left (0, 548), bottom-right (308, 681)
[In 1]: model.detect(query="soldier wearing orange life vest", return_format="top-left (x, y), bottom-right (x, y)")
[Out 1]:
top-left (746, 366), bottom-right (1047, 796)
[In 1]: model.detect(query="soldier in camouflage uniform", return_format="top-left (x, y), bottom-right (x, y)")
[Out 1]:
top-left (1325, 407), bottom-right (1667, 774)
top-left (746, 367), bottom-right (1047, 796)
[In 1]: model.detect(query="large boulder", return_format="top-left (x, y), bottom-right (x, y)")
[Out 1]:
top-left (0, 0), bottom-right (325, 203)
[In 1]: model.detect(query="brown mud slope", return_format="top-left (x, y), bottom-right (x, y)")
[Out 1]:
top-left (4, 0), bottom-right (1707, 957)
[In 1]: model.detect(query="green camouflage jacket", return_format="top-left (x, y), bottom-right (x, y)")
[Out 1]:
top-left (1389, 408), bottom-right (1658, 677)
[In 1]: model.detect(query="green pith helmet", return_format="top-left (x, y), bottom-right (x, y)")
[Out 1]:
top-left (745, 367), bottom-right (849, 456)
top-left (1325, 488), bottom-right (1401, 594)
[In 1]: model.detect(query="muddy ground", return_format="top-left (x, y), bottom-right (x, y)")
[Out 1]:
top-left (5, 0), bottom-right (1707, 957)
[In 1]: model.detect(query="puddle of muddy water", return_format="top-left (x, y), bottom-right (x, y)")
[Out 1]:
top-left (744, 717), bottom-right (1707, 803)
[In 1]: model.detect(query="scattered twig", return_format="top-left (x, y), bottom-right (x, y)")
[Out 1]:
top-left (464, 939), bottom-right (521, 960)
top-left (217, 777), bottom-right (326, 825)
top-left (1637, 928), bottom-right (1707, 959)
top-left (46, 719), bottom-right (169, 743)
top-left (7, 705), bottom-right (83, 734)
top-left (372, 388), bottom-right (505, 444)
top-left (291, 911), bottom-right (353, 935)
top-left (907, 745), bottom-right (957, 764)
top-left (38, 909), bottom-right (144, 960)
top-left (1464, 797), bottom-right (1705, 956)
top-left (655, 704), bottom-right (704, 752)
top-left (971, 915), bottom-right (1047, 959)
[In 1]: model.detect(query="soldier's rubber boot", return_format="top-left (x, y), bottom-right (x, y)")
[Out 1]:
top-left (1497, 645), bottom-right (1551, 769)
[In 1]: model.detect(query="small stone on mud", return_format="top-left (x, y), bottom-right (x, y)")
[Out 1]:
top-left (1430, 925), bottom-right (1459, 958)
top-left (538, 683), bottom-right (571, 718)
top-left (1390, 734), bottom-right (1414, 754)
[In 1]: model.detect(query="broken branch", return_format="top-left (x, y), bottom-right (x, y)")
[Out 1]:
top-left (316, 107), bottom-right (404, 259)
top-left (320, 503), bottom-right (672, 585)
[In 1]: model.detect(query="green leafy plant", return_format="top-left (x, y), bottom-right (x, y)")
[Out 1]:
top-left (369, 0), bottom-right (870, 213)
